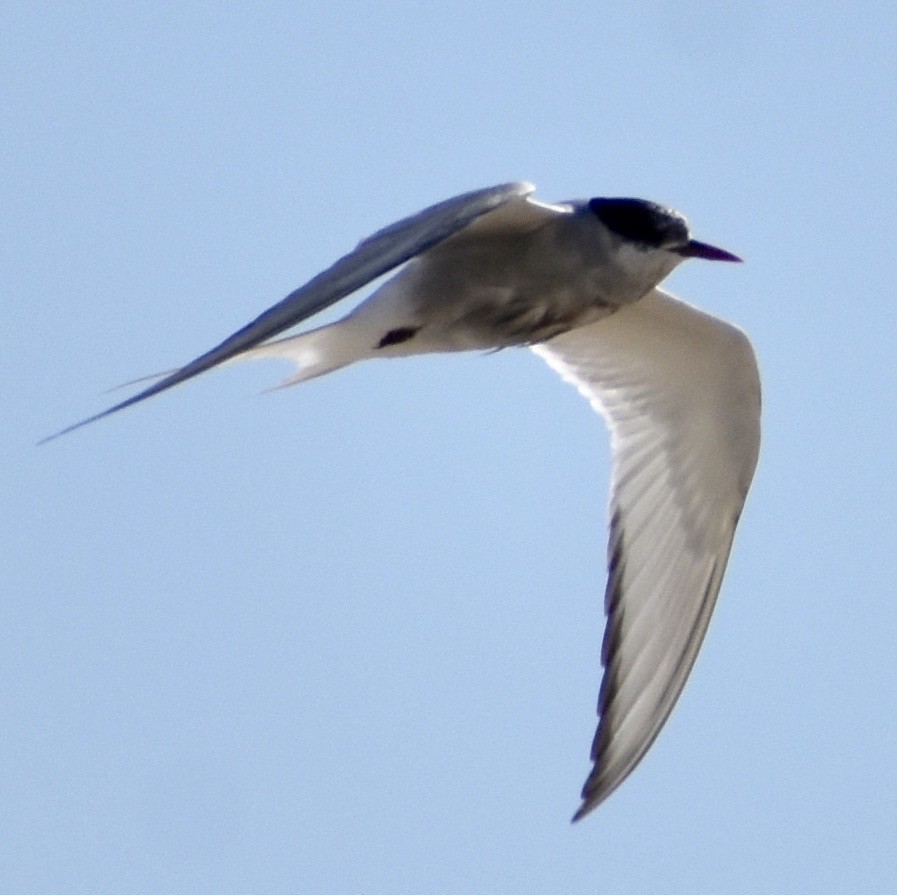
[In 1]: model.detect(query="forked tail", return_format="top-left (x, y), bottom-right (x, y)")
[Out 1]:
top-left (239, 319), bottom-right (378, 390)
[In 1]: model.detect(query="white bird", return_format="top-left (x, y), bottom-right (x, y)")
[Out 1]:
top-left (44, 182), bottom-right (761, 821)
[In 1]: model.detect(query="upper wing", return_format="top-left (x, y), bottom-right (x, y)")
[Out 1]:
top-left (42, 181), bottom-right (536, 442)
top-left (532, 288), bottom-right (761, 821)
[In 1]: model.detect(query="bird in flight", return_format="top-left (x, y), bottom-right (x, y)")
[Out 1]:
top-left (44, 182), bottom-right (761, 821)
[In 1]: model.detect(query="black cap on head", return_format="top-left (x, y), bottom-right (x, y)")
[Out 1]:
top-left (588, 198), bottom-right (689, 249)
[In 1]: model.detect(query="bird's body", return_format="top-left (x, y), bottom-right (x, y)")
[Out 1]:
top-left (45, 182), bottom-right (761, 821)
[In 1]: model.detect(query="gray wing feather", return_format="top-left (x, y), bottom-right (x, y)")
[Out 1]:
top-left (533, 289), bottom-right (760, 821)
top-left (42, 181), bottom-right (535, 442)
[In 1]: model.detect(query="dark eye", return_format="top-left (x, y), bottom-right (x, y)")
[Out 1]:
top-left (588, 198), bottom-right (687, 248)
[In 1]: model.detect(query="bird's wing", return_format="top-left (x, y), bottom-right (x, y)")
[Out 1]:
top-left (42, 181), bottom-right (538, 442)
top-left (532, 288), bottom-right (760, 821)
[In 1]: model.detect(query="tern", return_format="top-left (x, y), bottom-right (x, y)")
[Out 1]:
top-left (44, 182), bottom-right (761, 821)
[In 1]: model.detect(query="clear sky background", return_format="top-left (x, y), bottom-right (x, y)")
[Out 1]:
top-left (5, 4), bottom-right (897, 893)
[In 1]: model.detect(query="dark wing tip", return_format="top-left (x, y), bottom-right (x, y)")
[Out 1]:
top-left (571, 801), bottom-right (593, 824)
top-left (570, 765), bottom-right (616, 823)
top-left (38, 358), bottom-right (210, 445)
top-left (38, 378), bottom-right (172, 445)
top-left (38, 411), bottom-right (112, 445)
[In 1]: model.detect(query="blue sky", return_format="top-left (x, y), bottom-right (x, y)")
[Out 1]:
top-left (5, 3), bottom-right (897, 893)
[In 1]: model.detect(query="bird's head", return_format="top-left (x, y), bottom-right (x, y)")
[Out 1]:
top-left (587, 197), bottom-right (741, 298)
